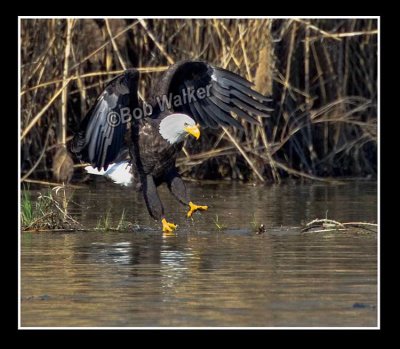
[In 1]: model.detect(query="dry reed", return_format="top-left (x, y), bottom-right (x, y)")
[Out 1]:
top-left (20, 18), bottom-right (377, 183)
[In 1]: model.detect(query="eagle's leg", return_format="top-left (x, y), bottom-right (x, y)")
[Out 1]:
top-left (165, 169), bottom-right (208, 218)
top-left (142, 174), bottom-right (177, 232)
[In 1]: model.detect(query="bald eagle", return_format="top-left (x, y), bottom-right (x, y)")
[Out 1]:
top-left (71, 60), bottom-right (272, 232)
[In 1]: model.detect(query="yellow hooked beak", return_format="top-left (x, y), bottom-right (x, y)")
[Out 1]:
top-left (184, 124), bottom-right (201, 140)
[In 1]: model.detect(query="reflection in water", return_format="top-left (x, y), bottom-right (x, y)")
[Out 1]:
top-left (91, 242), bottom-right (133, 265)
top-left (160, 240), bottom-right (193, 297)
top-left (21, 182), bottom-right (377, 327)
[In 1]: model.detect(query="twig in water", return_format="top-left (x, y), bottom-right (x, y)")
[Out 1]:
top-left (301, 218), bottom-right (377, 233)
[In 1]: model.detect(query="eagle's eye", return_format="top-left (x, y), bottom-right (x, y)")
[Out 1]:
top-left (184, 122), bottom-right (189, 127)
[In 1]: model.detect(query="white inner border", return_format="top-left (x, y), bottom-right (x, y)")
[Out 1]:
top-left (18, 15), bottom-right (380, 330)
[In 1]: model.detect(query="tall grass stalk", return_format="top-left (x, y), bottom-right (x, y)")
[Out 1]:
top-left (21, 18), bottom-right (377, 183)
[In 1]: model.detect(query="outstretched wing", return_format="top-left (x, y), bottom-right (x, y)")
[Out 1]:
top-left (151, 60), bottom-right (272, 129)
top-left (71, 70), bottom-right (139, 170)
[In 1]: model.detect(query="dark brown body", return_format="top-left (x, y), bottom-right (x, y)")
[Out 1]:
top-left (129, 118), bottom-right (183, 190)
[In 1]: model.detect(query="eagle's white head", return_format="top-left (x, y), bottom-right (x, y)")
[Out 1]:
top-left (159, 113), bottom-right (200, 144)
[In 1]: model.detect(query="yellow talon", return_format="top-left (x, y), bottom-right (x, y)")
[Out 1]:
top-left (162, 218), bottom-right (177, 233)
top-left (187, 201), bottom-right (208, 218)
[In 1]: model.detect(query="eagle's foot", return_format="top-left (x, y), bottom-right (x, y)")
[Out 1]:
top-left (187, 201), bottom-right (208, 218)
top-left (162, 218), bottom-right (177, 233)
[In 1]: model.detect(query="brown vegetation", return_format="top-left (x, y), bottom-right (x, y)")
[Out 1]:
top-left (20, 18), bottom-right (377, 183)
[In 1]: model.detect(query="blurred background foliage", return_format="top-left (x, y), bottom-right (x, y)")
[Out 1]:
top-left (20, 18), bottom-right (377, 183)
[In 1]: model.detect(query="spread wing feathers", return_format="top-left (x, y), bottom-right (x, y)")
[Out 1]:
top-left (71, 70), bottom-right (139, 170)
top-left (157, 60), bottom-right (273, 129)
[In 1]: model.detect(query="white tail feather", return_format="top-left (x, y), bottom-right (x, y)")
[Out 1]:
top-left (84, 166), bottom-right (107, 175)
top-left (85, 162), bottom-right (133, 187)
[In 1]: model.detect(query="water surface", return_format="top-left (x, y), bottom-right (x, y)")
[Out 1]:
top-left (21, 181), bottom-right (377, 327)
